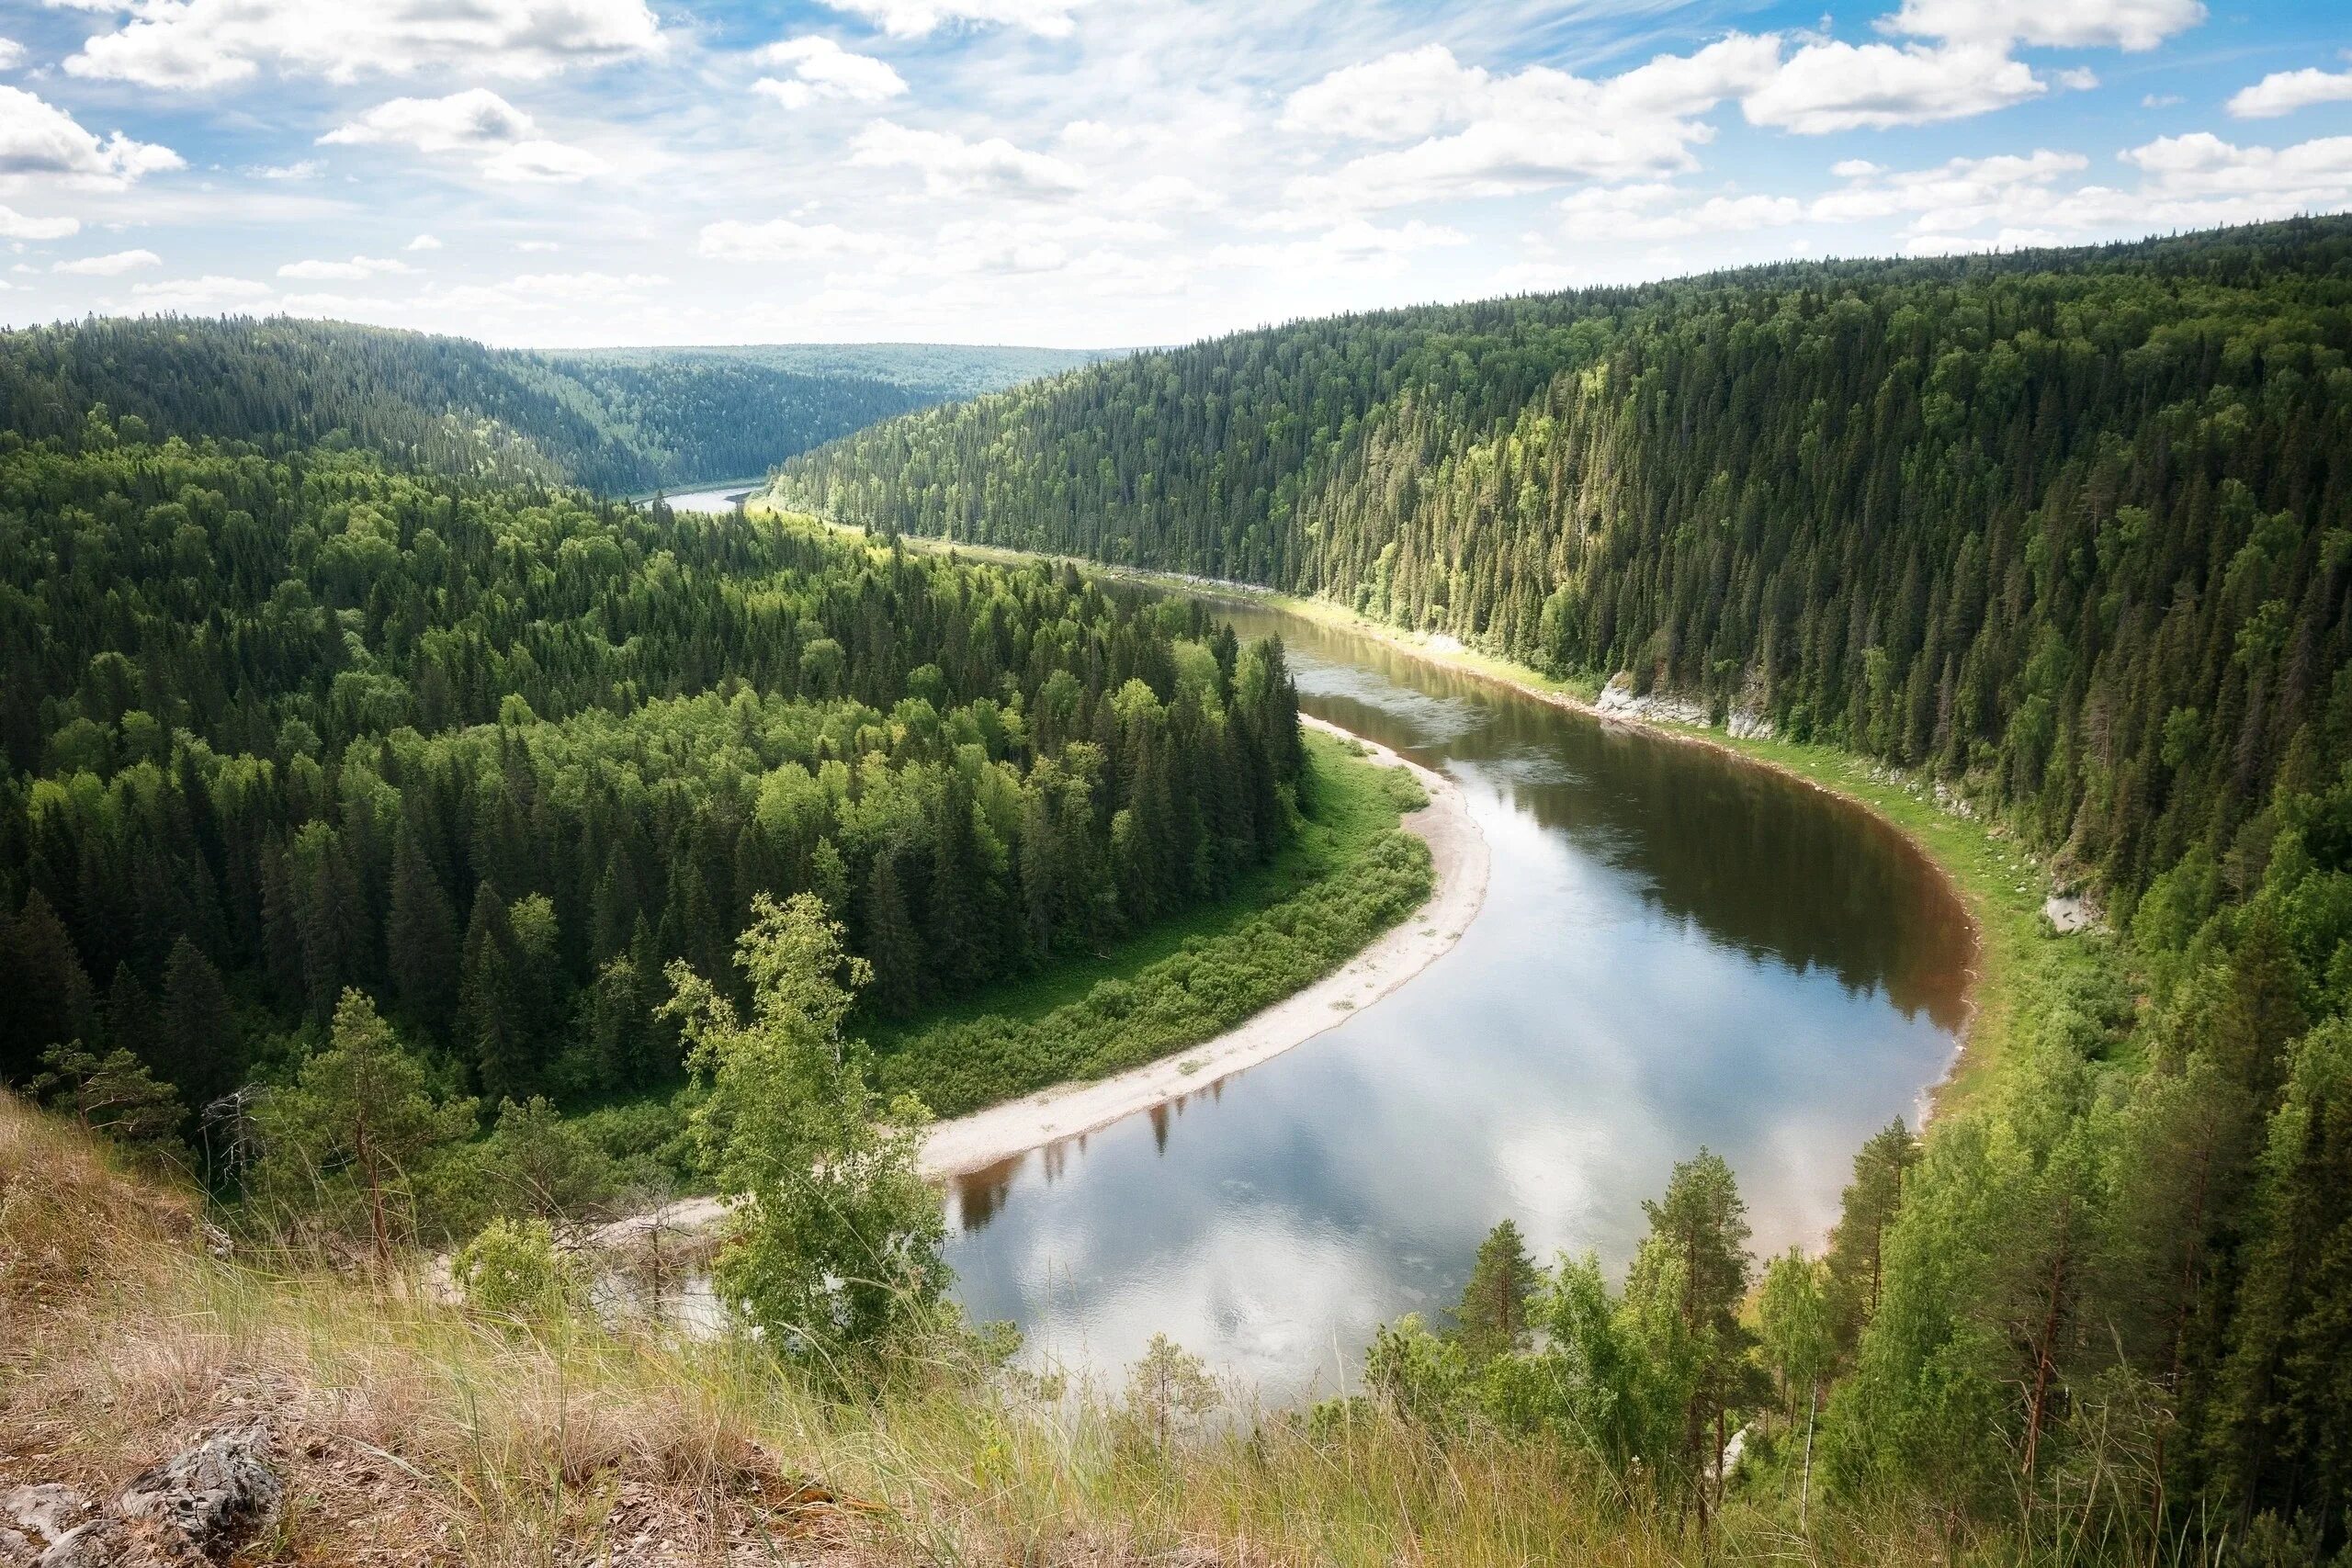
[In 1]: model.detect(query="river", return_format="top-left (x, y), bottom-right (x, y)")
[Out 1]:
top-left (939, 596), bottom-right (1973, 1403)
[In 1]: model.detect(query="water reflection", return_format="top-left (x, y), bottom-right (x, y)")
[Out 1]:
top-left (939, 598), bottom-right (1972, 1403)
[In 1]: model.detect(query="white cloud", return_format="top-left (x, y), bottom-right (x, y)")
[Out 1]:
top-left (250, 158), bottom-right (322, 180)
top-left (62, 0), bottom-right (662, 90)
top-left (321, 90), bottom-right (604, 183)
top-left (2055, 68), bottom-right (2099, 92)
top-left (0, 85), bottom-right (183, 187)
top-left (752, 37), bottom-right (906, 108)
top-left (2228, 67), bottom-right (2352, 120)
top-left (817, 0), bottom-right (1085, 39)
top-left (0, 202), bottom-right (78, 239)
top-left (406, 232), bottom-right (443, 251)
top-left (480, 139), bottom-right (605, 182)
top-left (1743, 41), bottom-right (2045, 134)
top-left (1903, 228), bottom-right (2064, 254)
top-left (1808, 148), bottom-right (2087, 228)
top-left (696, 216), bottom-right (881, 262)
top-left (2143, 93), bottom-right (2182, 107)
top-left (1883, 0), bottom-right (2204, 51)
top-left (1283, 39), bottom-right (1781, 214)
top-left (850, 120), bottom-right (1083, 197)
top-left (126, 274), bottom-right (273, 312)
top-left (53, 247), bottom-right (160, 275)
top-left (0, 39), bottom-right (22, 71)
top-left (322, 89), bottom-right (536, 154)
top-left (277, 254), bottom-right (412, 279)
top-left (1561, 188), bottom-right (1804, 241)
top-left (514, 239), bottom-right (561, 252)
top-left (1804, 134), bottom-right (2352, 247)
top-left (1211, 218), bottom-right (1466, 272)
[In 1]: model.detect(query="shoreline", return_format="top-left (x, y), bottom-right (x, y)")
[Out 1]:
top-left (921, 716), bottom-right (1487, 1178)
top-left (582, 712), bottom-right (1490, 1251)
top-left (855, 536), bottom-right (2002, 1115)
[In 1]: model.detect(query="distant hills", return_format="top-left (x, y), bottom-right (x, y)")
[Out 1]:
top-left (0, 318), bottom-right (1114, 494)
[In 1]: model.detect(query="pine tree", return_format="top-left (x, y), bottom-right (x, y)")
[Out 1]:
top-left (1, 888), bottom-right (96, 1080)
top-left (1825, 1119), bottom-right (1919, 1351)
top-left (157, 936), bottom-right (233, 1107)
top-left (860, 852), bottom-right (923, 1018)
top-left (255, 988), bottom-right (476, 1263)
top-left (386, 820), bottom-right (461, 1034)
top-left (1449, 1218), bottom-right (1543, 1363)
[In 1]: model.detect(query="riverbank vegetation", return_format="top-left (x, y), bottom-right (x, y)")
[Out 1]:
top-left (0, 421), bottom-right (1330, 1202)
top-left (778, 219), bottom-right (2352, 1559)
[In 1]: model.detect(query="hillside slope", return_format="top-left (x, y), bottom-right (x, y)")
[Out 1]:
top-left (0, 318), bottom-right (935, 493)
top-left (778, 216), bottom-right (2352, 904)
top-left (775, 218), bottom-right (2352, 1551)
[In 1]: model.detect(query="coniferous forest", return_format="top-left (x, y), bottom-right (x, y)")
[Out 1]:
top-left (0, 414), bottom-right (1307, 1142)
top-left (0, 318), bottom-right (1079, 494)
top-left (777, 220), bottom-right (2352, 1553)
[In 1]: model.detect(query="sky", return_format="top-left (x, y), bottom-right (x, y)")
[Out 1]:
top-left (0, 0), bottom-right (2346, 349)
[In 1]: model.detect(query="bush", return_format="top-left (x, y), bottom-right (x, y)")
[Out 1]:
top-left (452, 1216), bottom-right (581, 1323)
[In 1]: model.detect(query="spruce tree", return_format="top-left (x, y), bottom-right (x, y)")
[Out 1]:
top-left (1449, 1218), bottom-right (1543, 1363)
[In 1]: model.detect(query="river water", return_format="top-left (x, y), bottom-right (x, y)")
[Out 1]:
top-left (939, 598), bottom-right (1973, 1403)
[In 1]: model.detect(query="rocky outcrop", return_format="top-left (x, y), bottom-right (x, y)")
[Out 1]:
top-left (1593, 673), bottom-right (1776, 739)
top-left (6, 1423), bottom-right (280, 1567)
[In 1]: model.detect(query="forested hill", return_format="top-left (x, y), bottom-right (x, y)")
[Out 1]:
top-left (778, 216), bottom-right (2352, 901)
top-left (0, 317), bottom-right (941, 493)
top-left (554, 342), bottom-right (1114, 401)
top-left (778, 216), bottom-right (2352, 1542)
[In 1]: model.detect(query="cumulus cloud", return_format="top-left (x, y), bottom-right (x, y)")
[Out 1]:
top-left (0, 85), bottom-right (183, 187)
top-left (1559, 186), bottom-right (1804, 241)
top-left (752, 37), bottom-right (907, 108)
top-left (62, 0), bottom-right (662, 90)
top-left (53, 247), bottom-right (161, 275)
top-left (1283, 29), bottom-right (2068, 215)
top-left (321, 90), bottom-right (605, 183)
top-left (1282, 39), bottom-right (1781, 213)
top-left (0, 202), bottom-right (78, 240)
top-left (322, 89), bottom-right (536, 154)
top-left (406, 232), bottom-right (443, 251)
top-left (277, 254), bottom-right (413, 279)
top-left (2228, 65), bottom-right (2352, 120)
top-left (849, 120), bottom-right (1082, 197)
top-left (696, 217), bottom-right (881, 262)
top-left (0, 39), bottom-right (22, 71)
top-left (817, 0), bottom-right (1086, 39)
top-left (1883, 0), bottom-right (2205, 51)
top-left (1742, 41), bottom-right (2045, 134)
top-left (1805, 134), bottom-right (2352, 246)
top-left (1210, 219), bottom-right (1467, 272)
top-left (126, 274), bottom-right (274, 312)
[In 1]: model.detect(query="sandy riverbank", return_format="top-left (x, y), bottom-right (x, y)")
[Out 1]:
top-left (583, 714), bottom-right (1489, 1250)
top-left (921, 716), bottom-right (1487, 1177)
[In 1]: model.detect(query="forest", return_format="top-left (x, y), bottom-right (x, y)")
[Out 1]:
top-left (0, 318), bottom-right (946, 493)
top-left (0, 415), bottom-right (1312, 1168)
top-left (777, 219), bottom-right (2352, 1556)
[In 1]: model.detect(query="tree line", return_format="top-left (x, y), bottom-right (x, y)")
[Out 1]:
top-left (777, 218), bottom-right (2352, 1556)
top-left (0, 317), bottom-right (938, 493)
top-left (0, 416), bottom-right (1305, 1139)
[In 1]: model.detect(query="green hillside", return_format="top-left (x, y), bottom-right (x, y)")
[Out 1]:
top-left (0, 317), bottom-right (935, 493)
top-left (776, 218), bottom-right (2352, 1551)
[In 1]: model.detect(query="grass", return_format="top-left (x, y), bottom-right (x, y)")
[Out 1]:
top-left (870, 730), bottom-right (1435, 1118)
top-left (1, 1089), bottom-right (1978, 1567)
top-left (868, 728), bottom-right (1417, 1054)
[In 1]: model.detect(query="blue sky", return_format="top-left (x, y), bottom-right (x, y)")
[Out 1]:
top-left (0, 0), bottom-right (2346, 347)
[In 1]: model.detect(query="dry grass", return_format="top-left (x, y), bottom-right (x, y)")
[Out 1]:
top-left (4, 1093), bottom-right (1988, 1567)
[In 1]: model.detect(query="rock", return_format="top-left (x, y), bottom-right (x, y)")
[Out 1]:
top-left (34, 1519), bottom-right (124, 1568)
top-left (113, 1420), bottom-right (280, 1562)
top-left (0, 1526), bottom-right (34, 1566)
top-left (2042, 893), bottom-right (2098, 934)
top-left (1, 1490), bottom-right (87, 1545)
